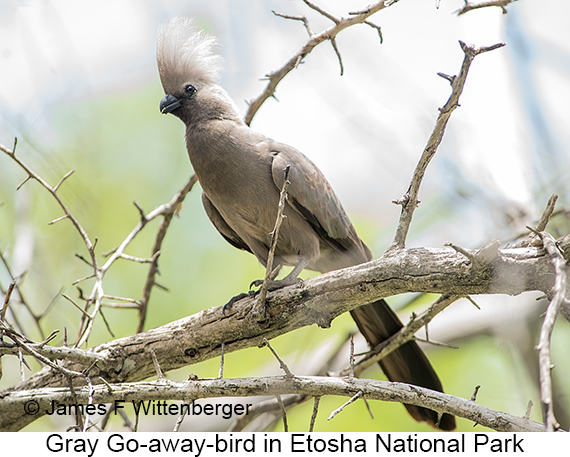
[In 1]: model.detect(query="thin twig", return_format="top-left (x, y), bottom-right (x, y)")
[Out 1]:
top-left (173, 400), bottom-right (192, 432)
top-left (330, 37), bottom-right (344, 75)
top-left (535, 231), bottom-right (566, 431)
top-left (272, 10), bottom-right (313, 36)
top-left (1, 280), bottom-right (16, 323)
top-left (102, 295), bottom-right (142, 305)
top-left (524, 400), bottom-right (533, 420)
top-left (327, 390), bottom-right (363, 420)
top-left (309, 396), bottom-right (321, 432)
top-left (229, 335), bottom-right (351, 432)
top-left (363, 398), bottom-right (375, 419)
top-left (38, 330), bottom-right (59, 348)
top-left (245, 0), bottom-right (395, 125)
top-left (118, 252), bottom-right (160, 264)
top-left (275, 395), bottom-right (288, 431)
top-left (256, 166), bottom-right (291, 310)
top-left (3, 323), bottom-right (84, 379)
top-left (445, 242), bottom-right (475, 263)
top-left (0, 144), bottom-right (102, 343)
top-left (150, 349), bottom-right (164, 380)
top-left (136, 174), bottom-right (198, 333)
top-left (536, 194), bottom-right (558, 232)
top-left (465, 295), bottom-right (481, 310)
top-left (264, 338), bottom-right (294, 377)
top-left (388, 41), bottom-right (505, 251)
top-left (302, 0), bottom-right (339, 24)
top-left (343, 295), bottom-right (462, 377)
top-left (349, 335), bottom-right (355, 378)
top-left (62, 294), bottom-right (92, 318)
top-left (0, 249), bottom-right (43, 338)
top-left (456, 0), bottom-right (519, 16)
top-left (364, 20), bottom-right (383, 43)
top-left (218, 342), bottom-right (225, 379)
top-left (66, 377), bottom-right (84, 432)
top-left (471, 385), bottom-right (481, 402)
top-left (53, 169), bottom-right (75, 192)
top-left (76, 175), bottom-right (197, 343)
top-left (18, 347), bottom-right (25, 381)
top-left (414, 336), bottom-right (460, 349)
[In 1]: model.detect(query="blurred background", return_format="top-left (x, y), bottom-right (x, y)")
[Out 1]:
top-left (1, 0), bottom-right (569, 432)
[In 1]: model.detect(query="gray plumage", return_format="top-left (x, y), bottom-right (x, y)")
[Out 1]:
top-left (157, 17), bottom-right (455, 430)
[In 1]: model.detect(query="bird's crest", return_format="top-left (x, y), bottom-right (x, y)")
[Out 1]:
top-left (157, 17), bottom-right (223, 94)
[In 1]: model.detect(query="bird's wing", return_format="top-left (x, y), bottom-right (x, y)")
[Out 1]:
top-left (270, 144), bottom-right (371, 266)
top-left (201, 192), bottom-right (252, 253)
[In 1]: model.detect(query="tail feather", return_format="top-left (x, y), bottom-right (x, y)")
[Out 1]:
top-left (351, 299), bottom-right (456, 431)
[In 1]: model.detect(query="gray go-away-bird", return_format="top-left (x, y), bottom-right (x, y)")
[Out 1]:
top-left (157, 17), bottom-right (455, 430)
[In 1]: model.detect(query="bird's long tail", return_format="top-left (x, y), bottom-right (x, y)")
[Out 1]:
top-left (350, 299), bottom-right (456, 430)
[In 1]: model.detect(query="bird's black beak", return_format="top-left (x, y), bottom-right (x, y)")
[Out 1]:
top-left (160, 94), bottom-right (182, 114)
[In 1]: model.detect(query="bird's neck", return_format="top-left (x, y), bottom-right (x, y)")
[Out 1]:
top-left (184, 121), bottom-right (270, 202)
top-left (185, 120), bottom-right (247, 173)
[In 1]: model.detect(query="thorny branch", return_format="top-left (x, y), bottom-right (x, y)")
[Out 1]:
top-left (229, 333), bottom-right (352, 432)
top-left (134, 174), bottom-right (198, 333)
top-left (0, 139), bottom-right (197, 345)
top-left (456, 0), bottom-right (519, 16)
top-left (245, 0), bottom-right (391, 125)
top-left (338, 295), bottom-right (462, 377)
top-left (0, 375), bottom-right (545, 432)
top-left (1, 236), bottom-right (567, 430)
top-left (0, 249), bottom-right (46, 339)
top-left (389, 41), bottom-right (505, 251)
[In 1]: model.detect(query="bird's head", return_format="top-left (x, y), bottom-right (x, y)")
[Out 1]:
top-left (157, 17), bottom-right (241, 124)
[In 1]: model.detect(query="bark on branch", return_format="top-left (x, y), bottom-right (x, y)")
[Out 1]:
top-left (2, 237), bottom-right (566, 430)
top-left (1, 376), bottom-right (544, 432)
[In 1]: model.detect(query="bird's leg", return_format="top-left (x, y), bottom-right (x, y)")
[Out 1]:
top-left (250, 257), bottom-right (309, 290)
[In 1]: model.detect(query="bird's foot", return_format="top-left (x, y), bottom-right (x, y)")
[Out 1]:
top-left (249, 275), bottom-right (302, 291)
top-left (222, 290), bottom-right (257, 314)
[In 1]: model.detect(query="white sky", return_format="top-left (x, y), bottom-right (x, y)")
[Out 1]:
top-left (1, 0), bottom-right (569, 246)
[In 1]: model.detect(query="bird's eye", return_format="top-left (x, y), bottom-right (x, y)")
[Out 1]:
top-left (185, 85), bottom-right (197, 96)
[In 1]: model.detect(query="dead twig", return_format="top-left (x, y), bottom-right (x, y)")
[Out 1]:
top-left (245, 0), bottom-right (395, 125)
top-left (388, 41), bottom-right (505, 251)
top-left (534, 230), bottom-right (566, 431)
top-left (264, 338), bottom-right (294, 377)
top-left (327, 390), bottom-right (363, 421)
top-left (341, 295), bottom-right (462, 377)
top-left (256, 166), bottom-right (291, 313)
top-left (456, 0), bottom-right (519, 16)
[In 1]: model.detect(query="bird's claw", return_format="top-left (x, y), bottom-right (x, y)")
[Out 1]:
top-left (222, 291), bottom-right (256, 314)
top-left (249, 279), bottom-right (264, 289)
top-left (249, 276), bottom-right (303, 292)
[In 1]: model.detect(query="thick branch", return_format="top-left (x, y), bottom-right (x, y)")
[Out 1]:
top-left (1, 239), bottom-right (565, 430)
top-left (1, 376), bottom-right (544, 432)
